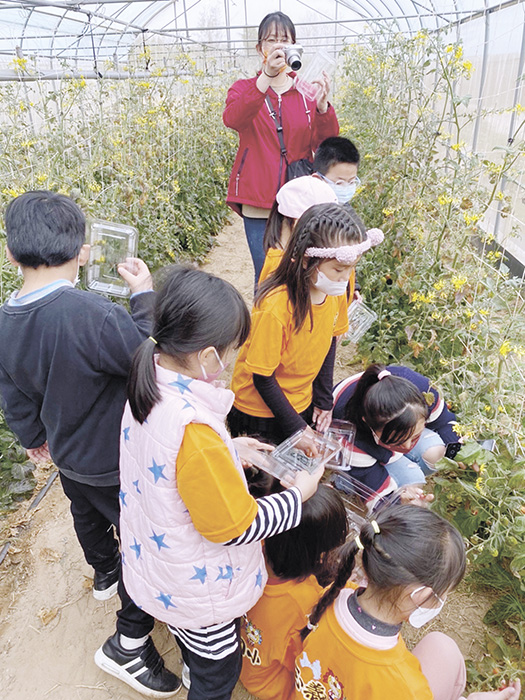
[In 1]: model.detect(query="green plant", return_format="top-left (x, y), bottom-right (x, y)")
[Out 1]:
top-left (335, 27), bottom-right (525, 686)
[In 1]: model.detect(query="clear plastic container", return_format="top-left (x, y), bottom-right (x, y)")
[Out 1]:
top-left (294, 49), bottom-right (336, 102)
top-left (346, 300), bottom-right (378, 343)
top-left (324, 420), bottom-right (356, 471)
top-left (326, 472), bottom-right (369, 535)
top-left (86, 219), bottom-right (138, 297)
top-left (234, 444), bottom-right (294, 482)
top-left (272, 428), bottom-right (341, 475)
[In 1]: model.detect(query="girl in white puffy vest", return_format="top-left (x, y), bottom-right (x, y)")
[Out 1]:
top-left (117, 265), bottom-right (324, 700)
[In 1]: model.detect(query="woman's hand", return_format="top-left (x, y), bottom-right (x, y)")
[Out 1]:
top-left (313, 407), bottom-right (332, 433)
top-left (263, 44), bottom-right (288, 78)
top-left (118, 257), bottom-right (153, 294)
top-left (313, 70), bottom-right (331, 113)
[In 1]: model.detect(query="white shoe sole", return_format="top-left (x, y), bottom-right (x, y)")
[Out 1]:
top-left (182, 664), bottom-right (191, 690)
top-left (94, 647), bottom-right (181, 698)
top-left (92, 580), bottom-right (119, 601)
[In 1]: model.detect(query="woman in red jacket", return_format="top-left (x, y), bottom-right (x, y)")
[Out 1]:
top-left (223, 12), bottom-right (339, 285)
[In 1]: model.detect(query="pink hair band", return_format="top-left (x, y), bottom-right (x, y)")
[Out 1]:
top-left (304, 228), bottom-right (384, 264)
top-left (377, 369), bottom-right (391, 380)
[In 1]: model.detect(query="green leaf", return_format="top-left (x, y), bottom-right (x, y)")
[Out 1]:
top-left (456, 442), bottom-right (485, 466)
top-left (510, 552), bottom-right (525, 577)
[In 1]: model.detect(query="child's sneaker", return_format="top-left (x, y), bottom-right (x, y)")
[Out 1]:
top-left (181, 662), bottom-right (191, 690)
top-left (94, 632), bottom-right (182, 698)
top-left (93, 561), bottom-right (120, 601)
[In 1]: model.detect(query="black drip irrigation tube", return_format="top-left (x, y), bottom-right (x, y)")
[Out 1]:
top-left (0, 469), bottom-right (59, 567)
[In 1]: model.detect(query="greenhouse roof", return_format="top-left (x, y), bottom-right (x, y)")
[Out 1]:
top-left (0, 0), bottom-right (517, 68)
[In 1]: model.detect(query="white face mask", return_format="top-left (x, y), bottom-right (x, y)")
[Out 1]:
top-left (318, 173), bottom-right (361, 204)
top-left (74, 258), bottom-right (81, 287)
top-left (313, 269), bottom-right (348, 296)
top-left (198, 347), bottom-right (226, 383)
top-left (408, 586), bottom-right (445, 628)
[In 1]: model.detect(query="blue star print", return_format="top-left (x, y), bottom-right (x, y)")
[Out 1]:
top-left (123, 426), bottom-right (130, 441)
top-left (190, 565), bottom-right (207, 584)
top-left (255, 569), bottom-right (263, 588)
top-left (216, 565), bottom-right (234, 581)
top-left (119, 490), bottom-right (127, 507)
top-left (150, 531), bottom-right (170, 551)
top-left (130, 539), bottom-right (142, 559)
top-left (133, 479), bottom-right (141, 495)
top-left (148, 458), bottom-right (168, 483)
top-left (156, 592), bottom-right (176, 610)
top-left (168, 374), bottom-right (193, 395)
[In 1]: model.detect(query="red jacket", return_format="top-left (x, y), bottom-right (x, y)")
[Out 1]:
top-left (223, 75), bottom-right (339, 214)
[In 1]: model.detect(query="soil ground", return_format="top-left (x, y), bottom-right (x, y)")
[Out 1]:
top-left (0, 218), bottom-right (494, 699)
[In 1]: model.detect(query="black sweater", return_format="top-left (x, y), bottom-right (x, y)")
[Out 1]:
top-left (0, 287), bottom-right (154, 487)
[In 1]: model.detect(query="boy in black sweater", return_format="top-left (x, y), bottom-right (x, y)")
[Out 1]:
top-left (0, 191), bottom-right (181, 697)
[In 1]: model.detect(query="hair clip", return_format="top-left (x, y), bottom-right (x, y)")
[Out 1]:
top-left (148, 336), bottom-right (158, 345)
top-left (371, 520), bottom-right (381, 534)
top-left (354, 535), bottom-right (365, 551)
top-left (306, 615), bottom-right (318, 631)
top-left (377, 369), bottom-right (391, 380)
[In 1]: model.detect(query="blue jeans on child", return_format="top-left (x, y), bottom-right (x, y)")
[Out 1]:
top-left (242, 216), bottom-right (267, 287)
top-left (385, 428), bottom-right (444, 486)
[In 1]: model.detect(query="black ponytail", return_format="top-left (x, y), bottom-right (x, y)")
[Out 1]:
top-left (345, 364), bottom-right (429, 446)
top-left (301, 538), bottom-right (359, 641)
top-left (128, 265), bottom-right (251, 423)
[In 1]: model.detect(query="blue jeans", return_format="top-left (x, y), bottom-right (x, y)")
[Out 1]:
top-left (242, 216), bottom-right (267, 287)
top-left (385, 428), bottom-right (445, 486)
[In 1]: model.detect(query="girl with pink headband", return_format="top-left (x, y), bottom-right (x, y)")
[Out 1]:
top-left (228, 202), bottom-right (383, 449)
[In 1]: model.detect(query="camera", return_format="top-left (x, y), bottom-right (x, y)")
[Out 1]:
top-left (283, 44), bottom-right (304, 71)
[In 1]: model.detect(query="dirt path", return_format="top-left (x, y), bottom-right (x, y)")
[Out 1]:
top-left (0, 218), bottom-right (491, 699)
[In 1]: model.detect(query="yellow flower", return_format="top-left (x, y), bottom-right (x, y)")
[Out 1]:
top-left (455, 46), bottom-right (463, 60)
top-left (10, 56), bottom-right (27, 72)
top-left (495, 191), bottom-right (504, 201)
top-left (36, 174), bottom-right (48, 184)
top-left (464, 213), bottom-right (480, 226)
top-left (451, 142), bottom-right (465, 152)
top-left (451, 275), bottom-right (467, 291)
top-left (171, 179), bottom-right (181, 194)
top-left (475, 477), bottom-right (483, 492)
top-left (461, 60), bottom-right (473, 76)
top-left (433, 280), bottom-right (445, 291)
top-left (2, 186), bottom-right (25, 197)
top-left (499, 340), bottom-right (512, 356)
top-left (438, 194), bottom-right (453, 206)
top-left (382, 208), bottom-right (395, 216)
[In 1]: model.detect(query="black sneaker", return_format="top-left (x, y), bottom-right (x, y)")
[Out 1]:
top-left (94, 632), bottom-right (182, 698)
top-left (93, 561), bottom-right (120, 601)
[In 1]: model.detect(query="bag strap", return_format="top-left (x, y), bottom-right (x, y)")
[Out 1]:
top-left (265, 95), bottom-right (288, 160)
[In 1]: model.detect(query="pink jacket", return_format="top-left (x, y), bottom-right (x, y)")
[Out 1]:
top-left (119, 361), bottom-right (266, 629)
top-left (223, 75), bottom-right (339, 213)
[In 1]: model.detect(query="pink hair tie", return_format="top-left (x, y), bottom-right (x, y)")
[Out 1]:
top-left (377, 369), bottom-right (391, 380)
top-left (304, 228), bottom-right (384, 264)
